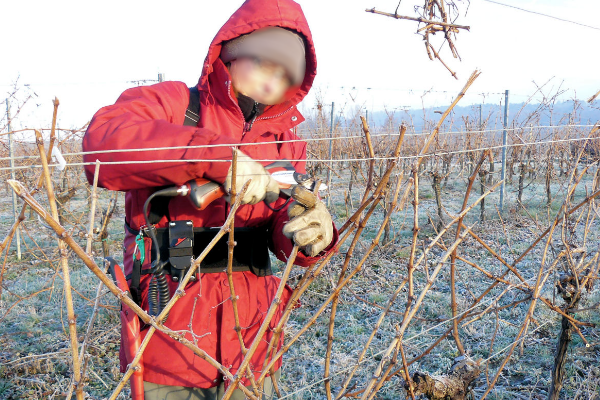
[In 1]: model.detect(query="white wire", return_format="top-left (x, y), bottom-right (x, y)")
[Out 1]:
top-left (0, 124), bottom-right (594, 163)
top-left (3, 119), bottom-right (572, 395)
top-left (1, 133), bottom-right (598, 172)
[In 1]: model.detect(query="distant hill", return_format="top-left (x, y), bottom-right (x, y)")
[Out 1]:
top-left (366, 100), bottom-right (600, 132)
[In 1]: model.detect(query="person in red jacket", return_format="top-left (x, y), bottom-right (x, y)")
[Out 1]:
top-left (82, 0), bottom-right (338, 399)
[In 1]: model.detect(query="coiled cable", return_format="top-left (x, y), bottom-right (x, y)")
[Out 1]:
top-left (142, 186), bottom-right (182, 321)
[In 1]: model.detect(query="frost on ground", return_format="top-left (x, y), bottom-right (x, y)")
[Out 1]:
top-left (1, 127), bottom-right (600, 400)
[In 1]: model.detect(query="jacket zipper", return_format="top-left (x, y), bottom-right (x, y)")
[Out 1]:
top-left (223, 82), bottom-right (296, 222)
top-left (243, 105), bottom-right (295, 133)
top-left (226, 80), bottom-right (297, 134)
top-left (227, 80), bottom-right (258, 138)
top-left (254, 105), bottom-right (295, 123)
top-left (226, 80), bottom-right (249, 136)
top-left (245, 101), bottom-right (260, 132)
top-left (225, 80), bottom-right (252, 221)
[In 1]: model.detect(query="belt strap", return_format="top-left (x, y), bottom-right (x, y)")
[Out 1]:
top-left (124, 221), bottom-right (272, 277)
top-left (126, 263), bottom-right (251, 281)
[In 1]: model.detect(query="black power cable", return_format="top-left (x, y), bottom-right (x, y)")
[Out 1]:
top-left (142, 186), bottom-right (181, 319)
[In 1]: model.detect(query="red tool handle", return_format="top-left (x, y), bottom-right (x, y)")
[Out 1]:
top-left (187, 178), bottom-right (227, 210)
top-left (107, 259), bottom-right (144, 400)
top-left (185, 173), bottom-right (300, 210)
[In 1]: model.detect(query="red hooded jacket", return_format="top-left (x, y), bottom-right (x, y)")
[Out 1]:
top-left (82, 0), bottom-right (337, 389)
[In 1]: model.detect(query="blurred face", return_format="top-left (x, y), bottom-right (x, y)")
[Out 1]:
top-left (229, 57), bottom-right (291, 105)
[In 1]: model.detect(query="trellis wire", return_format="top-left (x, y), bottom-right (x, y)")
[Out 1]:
top-left (0, 124), bottom-right (595, 163)
top-left (0, 133), bottom-right (598, 173)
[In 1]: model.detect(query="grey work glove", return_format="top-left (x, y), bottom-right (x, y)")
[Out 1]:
top-left (282, 200), bottom-right (334, 257)
top-left (224, 149), bottom-right (279, 205)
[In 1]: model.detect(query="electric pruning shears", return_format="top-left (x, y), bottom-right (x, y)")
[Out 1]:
top-left (173, 161), bottom-right (325, 210)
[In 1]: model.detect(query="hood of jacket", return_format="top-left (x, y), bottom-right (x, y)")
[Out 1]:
top-left (198, 0), bottom-right (316, 118)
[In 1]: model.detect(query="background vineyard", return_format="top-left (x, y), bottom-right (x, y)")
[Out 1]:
top-left (0, 82), bottom-right (599, 400)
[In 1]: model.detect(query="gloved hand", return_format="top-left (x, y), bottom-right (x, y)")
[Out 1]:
top-left (224, 149), bottom-right (279, 205)
top-left (283, 200), bottom-right (334, 257)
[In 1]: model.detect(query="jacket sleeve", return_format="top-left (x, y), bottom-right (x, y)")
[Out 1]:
top-left (268, 136), bottom-right (339, 268)
top-left (82, 81), bottom-right (237, 191)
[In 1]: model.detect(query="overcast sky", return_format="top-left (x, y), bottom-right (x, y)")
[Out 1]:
top-left (1, 0), bottom-right (599, 130)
